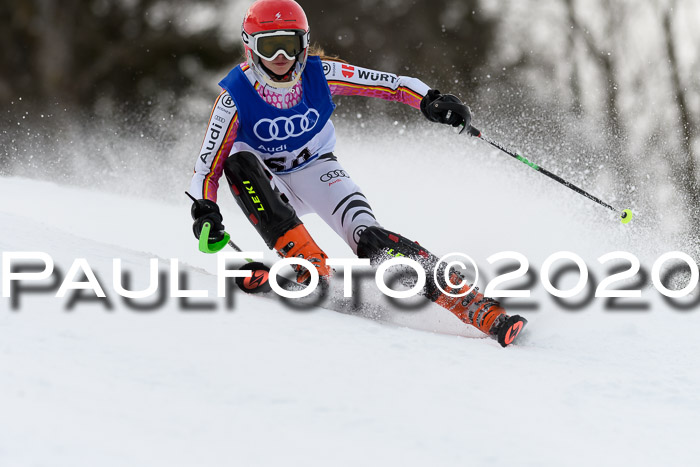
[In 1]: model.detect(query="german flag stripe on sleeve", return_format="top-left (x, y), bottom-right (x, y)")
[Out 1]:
top-left (202, 111), bottom-right (238, 200)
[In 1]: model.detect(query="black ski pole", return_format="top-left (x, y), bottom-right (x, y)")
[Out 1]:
top-left (466, 125), bottom-right (633, 224)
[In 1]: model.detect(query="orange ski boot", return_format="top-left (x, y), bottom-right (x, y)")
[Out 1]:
top-left (274, 224), bottom-right (332, 284)
top-left (435, 279), bottom-right (527, 347)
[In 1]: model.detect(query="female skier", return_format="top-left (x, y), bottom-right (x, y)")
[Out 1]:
top-left (188, 0), bottom-right (526, 346)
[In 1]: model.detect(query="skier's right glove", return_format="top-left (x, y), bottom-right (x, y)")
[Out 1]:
top-left (191, 199), bottom-right (226, 243)
top-left (420, 89), bottom-right (472, 131)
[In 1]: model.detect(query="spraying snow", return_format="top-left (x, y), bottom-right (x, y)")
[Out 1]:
top-left (1, 120), bottom-right (698, 466)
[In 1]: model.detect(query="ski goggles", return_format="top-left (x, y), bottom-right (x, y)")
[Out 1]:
top-left (246, 30), bottom-right (309, 61)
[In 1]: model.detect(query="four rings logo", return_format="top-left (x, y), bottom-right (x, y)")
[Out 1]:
top-left (253, 109), bottom-right (320, 142)
top-left (320, 169), bottom-right (349, 182)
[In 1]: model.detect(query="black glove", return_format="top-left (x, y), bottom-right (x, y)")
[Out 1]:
top-left (191, 199), bottom-right (226, 243)
top-left (420, 89), bottom-right (472, 131)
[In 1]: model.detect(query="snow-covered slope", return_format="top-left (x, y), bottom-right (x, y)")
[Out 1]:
top-left (2, 126), bottom-right (699, 466)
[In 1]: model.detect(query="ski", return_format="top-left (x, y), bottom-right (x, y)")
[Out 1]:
top-left (233, 260), bottom-right (527, 347)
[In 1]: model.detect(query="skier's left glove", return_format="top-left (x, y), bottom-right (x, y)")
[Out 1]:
top-left (420, 89), bottom-right (472, 131)
top-left (191, 199), bottom-right (226, 243)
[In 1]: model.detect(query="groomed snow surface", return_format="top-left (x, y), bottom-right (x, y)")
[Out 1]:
top-left (2, 127), bottom-right (699, 466)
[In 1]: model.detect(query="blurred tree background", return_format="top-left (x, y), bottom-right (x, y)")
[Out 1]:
top-left (1, 0), bottom-right (699, 250)
top-left (0, 0), bottom-right (495, 116)
top-left (0, 0), bottom-right (236, 110)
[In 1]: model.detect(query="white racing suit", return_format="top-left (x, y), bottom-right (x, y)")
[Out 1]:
top-left (189, 58), bottom-right (430, 254)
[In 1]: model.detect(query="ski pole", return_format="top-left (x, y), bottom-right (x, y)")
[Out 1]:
top-left (223, 234), bottom-right (255, 264)
top-left (185, 192), bottom-right (261, 262)
top-left (185, 193), bottom-right (290, 294)
top-left (466, 125), bottom-right (633, 224)
top-left (198, 219), bottom-right (259, 264)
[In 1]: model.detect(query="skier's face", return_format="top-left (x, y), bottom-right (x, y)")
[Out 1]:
top-left (261, 56), bottom-right (295, 79)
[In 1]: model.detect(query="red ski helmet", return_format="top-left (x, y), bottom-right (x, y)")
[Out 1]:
top-left (241, 0), bottom-right (310, 88)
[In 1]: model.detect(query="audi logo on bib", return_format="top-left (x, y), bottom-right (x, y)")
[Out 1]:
top-left (253, 109), bottom-right (320, 142)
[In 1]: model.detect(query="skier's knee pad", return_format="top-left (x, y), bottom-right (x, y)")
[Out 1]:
top-left (224, 151), bottom-right (300, 249)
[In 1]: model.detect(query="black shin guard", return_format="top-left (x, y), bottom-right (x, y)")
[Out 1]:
top-left (357, 226), bottom-right (451, 301)
top-left (224, 151), bottom-right (300, 249)
top-left (356, 226), bottom-right (433, 264)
